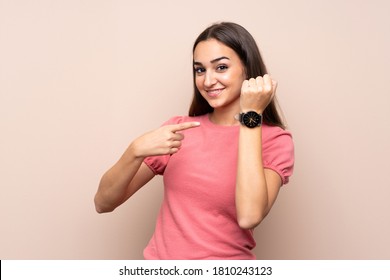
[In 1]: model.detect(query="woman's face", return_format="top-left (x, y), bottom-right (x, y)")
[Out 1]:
top-left (193, 39), bottom-right (246, 112)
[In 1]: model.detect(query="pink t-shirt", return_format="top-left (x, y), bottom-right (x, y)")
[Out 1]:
top-left (143, 114), bottom-right (294, 259)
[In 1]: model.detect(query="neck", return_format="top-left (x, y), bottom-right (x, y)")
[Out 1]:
top-left (209, 106), bottom-right (240, 126)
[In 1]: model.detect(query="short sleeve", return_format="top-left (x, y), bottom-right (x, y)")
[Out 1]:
top-left (143, 116), bottom-right (186, 175)
top-left (144, 154), bottom-right (170, 175)
top-left (262, 125), bottom-right (295, 185)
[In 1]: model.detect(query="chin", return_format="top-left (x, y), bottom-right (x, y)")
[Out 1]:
top-left (206, 100), bottom-right (225, 109)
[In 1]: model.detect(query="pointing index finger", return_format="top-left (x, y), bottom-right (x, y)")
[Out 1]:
top-left (170, 121), bottom-right (201, 133)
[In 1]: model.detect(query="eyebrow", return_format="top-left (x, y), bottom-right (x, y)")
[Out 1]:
top-left (193, 56), bottom-right (230, 66)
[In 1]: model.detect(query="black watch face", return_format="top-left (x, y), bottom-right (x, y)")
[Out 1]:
top-left (243, 111), bottom-right (261, 128)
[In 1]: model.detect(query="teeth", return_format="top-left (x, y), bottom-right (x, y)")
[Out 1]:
top-left (208, 89), bottom-right (222, 94)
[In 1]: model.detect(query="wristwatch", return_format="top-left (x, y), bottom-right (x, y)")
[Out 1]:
top-left (238, 111), bottom-right (262, 128)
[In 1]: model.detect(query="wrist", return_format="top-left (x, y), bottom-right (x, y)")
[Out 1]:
top-left (127, 141), bottom-right (146, 160)
top-left (240, 108), bottom-right (263, 114)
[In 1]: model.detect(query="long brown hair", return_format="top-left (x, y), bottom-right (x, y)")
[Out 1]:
top-left (189, 22), bottom-right (285, 128)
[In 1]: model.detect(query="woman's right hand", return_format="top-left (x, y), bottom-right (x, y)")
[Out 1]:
top-left (94, 121), bottom-right (200, 213)
top-left (131, 121), bottom-right (200, 158)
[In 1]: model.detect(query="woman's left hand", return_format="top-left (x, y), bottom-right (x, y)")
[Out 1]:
top-left (240, 74), bottom-right (277, 114)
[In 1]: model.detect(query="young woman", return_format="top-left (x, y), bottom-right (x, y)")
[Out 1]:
top-left (94, 22), bottom-right (294, 259)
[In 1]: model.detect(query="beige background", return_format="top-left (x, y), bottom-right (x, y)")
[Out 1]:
top-left (1, 0), bottom-right (389, 259)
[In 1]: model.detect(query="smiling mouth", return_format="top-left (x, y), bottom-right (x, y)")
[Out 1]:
top-left (206, 88), bottom-right (224, 97)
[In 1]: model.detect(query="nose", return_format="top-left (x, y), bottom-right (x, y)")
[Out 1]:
top-left (204, 71), bottom-right (217, 88)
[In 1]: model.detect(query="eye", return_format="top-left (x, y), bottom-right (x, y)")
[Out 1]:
top-left (217, 64), bottom-right (228, 71)
top-left (194, 67), bottom-right (205, 75)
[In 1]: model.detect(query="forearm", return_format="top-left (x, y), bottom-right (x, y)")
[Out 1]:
top-left (94, 121), bottom-right (199, 213)
top-left (94, 144), bottom-right (144, 213)
top-left (236, 126), bottom-right (269, 229)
